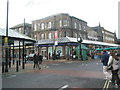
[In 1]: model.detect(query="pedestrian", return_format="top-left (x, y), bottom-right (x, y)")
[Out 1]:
top-left (39, 54), bottom-right (43, 65)
top-left (33, 52), bottom-right (41, 70)
top-left (107, 52), bottom-right (120, 88)
top-left (101, 50), bottom-right (111, 80)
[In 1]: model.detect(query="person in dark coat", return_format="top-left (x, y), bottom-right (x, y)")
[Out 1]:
top-left (101, 50), bottom-right (110, 80)
top-left (33, 52), bottom-right (41, 70)
top-left (39, 54), bottom-right (43, 64)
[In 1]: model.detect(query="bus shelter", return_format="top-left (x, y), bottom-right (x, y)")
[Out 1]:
top-left (0, 28), bottom-right (36, 72)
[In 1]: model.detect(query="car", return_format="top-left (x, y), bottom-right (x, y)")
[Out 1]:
top-left (26, 54), bottom-right (35, 61)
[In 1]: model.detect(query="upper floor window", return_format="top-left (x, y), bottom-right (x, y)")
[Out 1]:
top-left (19, 28), bottom-right (22, 33)
top-left (41, 23), bottom-right (45, 30)
top-left (48, 33), bottom-right (52, 39)
top-left (79, 24), bottom-right (82, 30)
top-left (74, 22), bottom-right (77, 29)
top-left (83, 26), bottom-right (86, 31)
top-left (75, 33), bottom-right (77, 38)
top-left (41, 33), bottom-right (44, 39)
top-left (34, 24), bottom-right (37, 31)
top-left (48, 22), bottom-right (52, 28)
top-left (59, 20), bottom-right (62, 27)
top-left (34, 34), bottom-right (37, 39)
top-left (63, 20), bottom-right (67, 26)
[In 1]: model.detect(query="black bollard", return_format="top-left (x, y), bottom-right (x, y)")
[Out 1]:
top-left (22, 61), bottom-right (25, 69)
top-left (2, 62), bottom-right (5, 73)
top-left (13, 60), bottom-right (14, 65)
top-left (16, 61), bottom-right (19, 72)
top-left (19, 60), bottom-right (21, 66)
top-left (9, 61), bottom-right (11, 68)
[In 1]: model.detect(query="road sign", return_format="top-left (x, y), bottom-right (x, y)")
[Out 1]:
top-left (4, 37), bottom-right (8, 43)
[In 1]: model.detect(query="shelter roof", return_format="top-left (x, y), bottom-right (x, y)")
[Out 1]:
top-left (0, 28), bottom-right (36, 42)
top-left (37, 36), bottom-right (120, 47)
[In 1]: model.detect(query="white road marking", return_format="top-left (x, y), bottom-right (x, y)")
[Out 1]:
top-left (7, 74), bottom-right (16, 78)
top-left (58, 85), bottom-right (69, 90)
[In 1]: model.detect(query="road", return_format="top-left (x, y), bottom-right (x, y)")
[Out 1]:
top-left (2, 59), bottom-right (117, 89)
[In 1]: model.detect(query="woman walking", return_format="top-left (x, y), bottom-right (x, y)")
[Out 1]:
top-left (108, 52), bottom-right (120, 88)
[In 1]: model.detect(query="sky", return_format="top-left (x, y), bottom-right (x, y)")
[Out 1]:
top-left (0, 0), bottom-right (119, 37)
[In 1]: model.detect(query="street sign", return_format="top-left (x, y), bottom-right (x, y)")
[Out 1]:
top-left (4, 37), bottom-right (8, 43)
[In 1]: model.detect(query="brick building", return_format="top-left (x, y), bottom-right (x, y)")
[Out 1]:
top-left (32, 13), bottom-right (89, 59)
top-left (10, 23), bottom-right (32, 37)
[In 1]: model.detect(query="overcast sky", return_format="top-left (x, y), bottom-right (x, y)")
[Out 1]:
top-left (0, 0), bottom-right (119, 36)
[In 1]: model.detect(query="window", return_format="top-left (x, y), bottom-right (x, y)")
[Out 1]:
top-left (74, 22), bottom-right (77, 29)
top-left (64, 31), bottom-right (66, 37)
top-left (34, 24), bottom-right (37, 31)
top-left (48, 22), bottom-right (52, 28)
top-left (41, 23), bottom-right (45, 30)
top-left (48, 33), bottom-right (52, 39)
top-left (75, 33), bottom-right (77, 38)
top-left (63, 20), bottom-right (67, 26)
top-left (79, 24), bottom-right (82, 30)
top-left (59, 20), bottom-right (62, 27)
top-left (83, 26), bottom-right (86, 31)
top-left (41, 33), bottom-right (44, 39)
top-left (34, 34), bottom-right (37, 39)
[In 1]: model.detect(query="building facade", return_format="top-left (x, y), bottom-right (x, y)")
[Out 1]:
top-left (32, 13), bottom-right (88, 59)
top-left (32, 13), bottom-right (88, 40)
top-left (86, 26), bottom-right (98, 41)
top-left (10, 23), bottom-right (32, 37)
top-left (102, 29), bottom-right (115, 43)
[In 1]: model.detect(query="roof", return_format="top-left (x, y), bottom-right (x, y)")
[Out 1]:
top-left (10, 23), bottom-right (31, 29)
top-left (37, 36), bottom-right (120, 47)
top-left (0, 28), bottom-right (36, 42)
top-left (74, 44), bottom-right (89, 50)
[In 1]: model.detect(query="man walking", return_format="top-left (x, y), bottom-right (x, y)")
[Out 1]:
top-left (33, 52), bottom-right (41, 70)
top-left (101, 50), bottom-right (111, 80)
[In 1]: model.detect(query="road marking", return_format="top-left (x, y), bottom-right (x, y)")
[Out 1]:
top-left (7, 74), bottom-right (16, 78)
top-left (106, 81), bottom-right (110, 89)
top-left (103, 80), bottom-right (110, 90)
top-left (58, 85), bottom-right (69, 90)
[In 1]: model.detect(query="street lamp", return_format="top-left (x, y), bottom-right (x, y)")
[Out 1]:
top-left (5, 0), bottom-right (9, 72)
top-left (77, 37), bottom-right (83, 60)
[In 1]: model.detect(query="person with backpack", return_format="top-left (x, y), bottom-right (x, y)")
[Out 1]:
top-left (108, 52), bottom-right (120, 88)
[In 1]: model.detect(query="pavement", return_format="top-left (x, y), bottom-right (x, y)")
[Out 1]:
top-left (2, 59), bottom-right (70, 75)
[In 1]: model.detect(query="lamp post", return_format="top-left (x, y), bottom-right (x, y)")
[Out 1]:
top-left (77, 37), bottom-right (83, 60)
top-left (5, 0), bottom-right (9, 72)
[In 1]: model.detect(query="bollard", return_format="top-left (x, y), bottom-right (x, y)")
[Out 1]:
top-left (22, 61), bottom-right (25, 69)
top-left (16, 61), bottom-right (19, 72)
top-left (13, 60), bottom-right (14, 65)
top-left (9, 61), bottom-right (11, 68)
top-left (19, 60), bottom-right (21, 66)
top-left (2, 62), bottom-right (5, 73)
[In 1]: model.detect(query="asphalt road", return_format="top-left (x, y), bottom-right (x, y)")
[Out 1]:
top-left (2, 59), bottom-right (118, 89)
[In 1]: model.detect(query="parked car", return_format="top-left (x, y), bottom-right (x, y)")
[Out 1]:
top-left (26, 54), bottom-right (34, 61)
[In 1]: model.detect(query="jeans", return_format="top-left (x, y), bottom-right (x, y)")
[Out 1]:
top-left (111, 69), bottom-right (120, 85)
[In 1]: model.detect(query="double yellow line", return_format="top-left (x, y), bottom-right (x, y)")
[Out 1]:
top-left (103, 80), bottom-right (110, 90)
